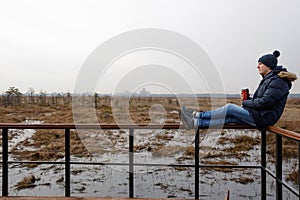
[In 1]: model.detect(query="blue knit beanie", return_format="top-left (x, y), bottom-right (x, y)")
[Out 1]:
top-left (258, 50), bottom-right (280, 69)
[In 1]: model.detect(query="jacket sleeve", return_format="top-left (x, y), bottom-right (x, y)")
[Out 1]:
top-left (242, 78), bottom-right (288, 109)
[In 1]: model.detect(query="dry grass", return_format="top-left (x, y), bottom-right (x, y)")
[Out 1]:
top-left (230, 176), bottom-right (255, 184)
top-left (223, 135), bottom-right (260, 152)
top-left (15, 174), bottom-right (36, 190)
top-left (287, 170), bottom-right (298, 185)
top-left (202, 160), bottom-right (237, 173)
top-left (12, 129), bottom-right (89, 162)
top-left (1, 97), bottom-right (299, 130)
top-left (265, 134), bottom-right (299, 159)
top-left (213, 135), bottom-right (260, 160)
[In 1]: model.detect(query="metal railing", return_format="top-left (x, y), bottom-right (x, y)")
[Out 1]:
top-left (1, 123), bottom-right (300, 199)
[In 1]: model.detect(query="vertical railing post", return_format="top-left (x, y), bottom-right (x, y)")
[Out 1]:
top-left (194, 127), bottom-right (200, 199)
top-left (2, 128), bottom-right (8, 196)
top-left (298, 142), bottom-right (300, 200)
top-left (261, 130), bottom-right (266, 200)
top-left (65, 128), bottom-right (71, 197)
top-left (129, 129), bottom-right (134, 198)
top-left (276, 134), bottom-right (282, 200)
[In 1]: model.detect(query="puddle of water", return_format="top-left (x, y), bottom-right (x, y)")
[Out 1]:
top-left (8, 120), bottom-right (42, 152)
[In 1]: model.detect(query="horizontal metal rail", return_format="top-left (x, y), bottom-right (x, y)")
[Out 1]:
top-left (1, 123), bottom-right (300, 199)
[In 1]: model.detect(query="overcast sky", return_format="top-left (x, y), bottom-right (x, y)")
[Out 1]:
top-left (1, 0), bottom-right (299, 95)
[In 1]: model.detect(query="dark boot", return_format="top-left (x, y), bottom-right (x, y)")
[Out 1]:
top-left (180, 106), bottom-right (195, 130)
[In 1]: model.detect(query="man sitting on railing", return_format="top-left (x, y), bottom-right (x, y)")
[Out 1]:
top-left (181, 50), bottom-right (297, 130)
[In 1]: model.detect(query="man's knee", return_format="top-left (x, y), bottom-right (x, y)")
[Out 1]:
top-left (223, 103), bottom-right (239, 117)
top-left (224, 103), bottom-right (235, 111)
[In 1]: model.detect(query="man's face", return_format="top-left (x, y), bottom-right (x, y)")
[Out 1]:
top-left (257, 62), bottom-right (271, 76)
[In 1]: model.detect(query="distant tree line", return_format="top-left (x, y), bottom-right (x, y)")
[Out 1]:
top-left (0, 87), bottom-right (122, 108)
top-left (0, 87), bottom-right (181, 108)
top-left (0, 87), bottom-right (94, 107)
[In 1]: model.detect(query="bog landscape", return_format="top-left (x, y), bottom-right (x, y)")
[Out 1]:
top-left (1, 88), bottom-right (300, 199)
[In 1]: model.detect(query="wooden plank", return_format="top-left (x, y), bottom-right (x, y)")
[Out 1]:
top-left (0, 123), bottom-right (253, 129)
top-left (267, 126), bottom-right (300, 141)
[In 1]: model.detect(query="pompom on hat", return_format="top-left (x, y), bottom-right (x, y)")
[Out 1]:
top-left (258, 50), bottom-right (280, 69)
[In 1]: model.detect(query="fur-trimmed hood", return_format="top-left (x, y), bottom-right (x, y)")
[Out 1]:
top-left (272, 66), bottom-right (297, 89)
top-left (278, 71), bottom-right (297, 82)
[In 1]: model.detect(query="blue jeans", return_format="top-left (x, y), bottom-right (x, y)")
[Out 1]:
top-left (195, 103), bottom-right (256, 127)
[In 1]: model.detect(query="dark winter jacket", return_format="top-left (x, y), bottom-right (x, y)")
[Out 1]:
top-left (242, 66), bottom-right (297, 130)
